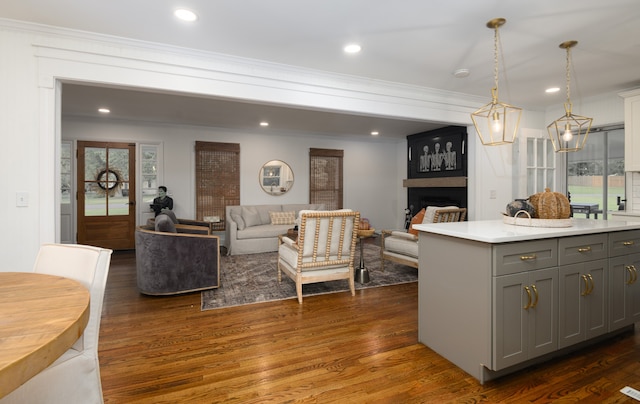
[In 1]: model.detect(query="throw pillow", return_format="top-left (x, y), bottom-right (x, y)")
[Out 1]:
top-left (242, 206), bottom-right (261, 228)
top-left (231, 213), bottom-right (245, 230)
top-left (423, 205), bottom-right (458, 224)
top-left (408, 208), bottom-right (426, 236)
top-left (270, 211), bottom-right (296, 225)
top-left (154, 215), bottom-right (177, 233)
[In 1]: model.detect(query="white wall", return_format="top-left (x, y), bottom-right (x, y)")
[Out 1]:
top-left (63, 118), bottom-right (406, 232)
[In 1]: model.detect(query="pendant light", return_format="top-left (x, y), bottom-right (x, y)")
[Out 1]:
top-left (547, 41), bottom-right (593, 152)
top-left (471, 18), bottom-right (522, 146)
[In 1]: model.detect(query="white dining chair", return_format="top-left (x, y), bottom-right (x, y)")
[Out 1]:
top-left (1, 244), bottom-right (112, 404)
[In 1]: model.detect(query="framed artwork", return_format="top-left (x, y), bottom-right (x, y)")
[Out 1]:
top-left (408, 126), bottom-right (467, 179)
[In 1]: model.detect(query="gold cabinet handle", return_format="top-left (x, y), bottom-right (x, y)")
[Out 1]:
top-left (520, 254), bottom-right (537, 261)
top-left (587, 274), bottom-right (594, 295)
top-left (625, 265), bottom-right (635, 285)
top-left (531, 284), bottom-right (539, 308)
top-left (631, 265), bottom-right (638, 284)
top-left (577, 246), bottom-right (592, 253)
top-left (623, 241), bottom-right (635, 246)
top-left (581, 275), bottom-right (589, 296)
top-left (523, 286), bottom-right (532, 310)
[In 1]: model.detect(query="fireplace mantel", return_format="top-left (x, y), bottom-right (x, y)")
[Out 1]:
top-left (403, 177), bottom-right (467, 188)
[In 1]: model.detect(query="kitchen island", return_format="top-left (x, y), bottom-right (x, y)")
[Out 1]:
top-left (413, 218), bottom-right (640, 383)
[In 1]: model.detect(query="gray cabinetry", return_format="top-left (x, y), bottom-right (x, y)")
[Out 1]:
top-left (557, 235), bottom-right (609, 349)
top-left (608, 230), bottom-right (640, 330)
top-left (493, 267), bottom-right (557, 370)
top-left (418, 221), bottom-right (640, 383)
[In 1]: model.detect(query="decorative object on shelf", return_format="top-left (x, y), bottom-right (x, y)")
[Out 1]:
top-left (547, 41), bottom-right (593, 152)
top-left (502, 210), bottom-right (573, 228)
top-left (528, 188), bottom-right (571, 219)
top-left (505, 199), bottom-right (536, 217)
top-left (471, 18), bottom-right (522, 146)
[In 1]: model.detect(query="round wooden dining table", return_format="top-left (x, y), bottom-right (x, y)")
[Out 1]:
top-left (0, 272), bottom-right (90, 399)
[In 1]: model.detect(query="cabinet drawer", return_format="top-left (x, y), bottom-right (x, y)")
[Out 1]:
top-left (609, 230), bottom-right (640, 257)
top-left (558, 234), bottom-right (608, 265)
top-left (493, 239), bottom-right (558, 276)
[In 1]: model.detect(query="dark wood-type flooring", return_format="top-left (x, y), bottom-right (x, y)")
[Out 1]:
top-left (99, 251), bottom-right (639, 403)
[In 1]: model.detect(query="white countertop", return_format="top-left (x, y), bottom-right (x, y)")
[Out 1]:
top-left (609, 211), bottom-right (640, 217)
top-left (413, 218), bottom-right (640, 243)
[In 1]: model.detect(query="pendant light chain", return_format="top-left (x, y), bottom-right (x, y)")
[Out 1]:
top-left (565, 45), bottom-right (571, 104)
top-left (493, 25), bottom-right (500, 95)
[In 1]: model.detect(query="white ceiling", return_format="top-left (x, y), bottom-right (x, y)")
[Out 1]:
top-left (3, 0), bottom-right (640, 139)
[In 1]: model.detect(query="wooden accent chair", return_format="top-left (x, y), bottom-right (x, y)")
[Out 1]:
top-left (277, 210), bottom-right (360, 304)
top-left (380, 207), bottom-right (466, 270)
top-left (2, 244), bottom-right (112, 404)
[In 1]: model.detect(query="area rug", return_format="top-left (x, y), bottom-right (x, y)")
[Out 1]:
top-left (201, 243), bottom-right (417, 310)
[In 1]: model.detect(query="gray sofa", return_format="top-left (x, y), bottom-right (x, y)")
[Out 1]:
top-left (225, 203), bottom-right (325, 255)
top-left (135, 215), bottom-right (220, 295)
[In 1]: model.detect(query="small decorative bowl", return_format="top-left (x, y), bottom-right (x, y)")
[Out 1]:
top-left (358, 228), bottom-right (375, 237)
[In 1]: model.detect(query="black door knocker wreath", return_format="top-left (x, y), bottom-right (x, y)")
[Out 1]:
top-left (95, 168), bottom-right (123, 196)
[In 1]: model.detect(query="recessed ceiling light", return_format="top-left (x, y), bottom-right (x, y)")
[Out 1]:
top-left (546, 87), bottom-right (560, 93)
top-left (98, 108), bottom-right (110, 114)
top-left (453, 68), bottom-right (470, 78)
top-left (260, 122), bottom-right (269, 127)
top-left (371, 131), bottom-right (379, 136)
top-left (174, 9), bottom-right (198, 22)
top-left (344, 44), bottom-right (362, 54)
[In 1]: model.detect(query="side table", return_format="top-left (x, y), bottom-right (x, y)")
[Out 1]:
top-left (355, 229), bottom-right (377, 283)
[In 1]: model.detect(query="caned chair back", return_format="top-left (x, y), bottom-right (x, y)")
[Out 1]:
top-left (296, 210), bottom-right (360, 269)
top-left (433, 207), bottom-right (467, 223)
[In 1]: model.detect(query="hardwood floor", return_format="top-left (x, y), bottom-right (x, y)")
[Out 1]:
top-left (99, 251), bottom-right (639, 403)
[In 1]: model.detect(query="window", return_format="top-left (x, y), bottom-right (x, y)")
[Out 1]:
top-left (567, 127), bottom-right (625, 219)
top-left (140, 144), bottom-right (159, 207)
top-left (526, 136), bottom-right (556, 196)
top-left (195, 141), bottom-right (240, 230)
top-left (309, 148), bottom-right (343, 210)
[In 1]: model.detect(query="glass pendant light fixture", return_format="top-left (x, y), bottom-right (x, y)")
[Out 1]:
top-left (471, 18), bottom-right (522, 146)
top-left (547, 41), bottom-right (593, 152)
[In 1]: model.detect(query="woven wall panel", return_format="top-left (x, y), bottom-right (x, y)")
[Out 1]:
top-left (195, 142), bottom-right (240, 229)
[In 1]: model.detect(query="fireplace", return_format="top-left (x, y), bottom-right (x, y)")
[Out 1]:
top-left (407, 186), bottom-right (467, 217)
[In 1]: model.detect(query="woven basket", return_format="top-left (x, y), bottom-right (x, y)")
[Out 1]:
top-left (358, 228), bottom-right (376, 237)
top-left (503, 210), bottom-right (573, 228)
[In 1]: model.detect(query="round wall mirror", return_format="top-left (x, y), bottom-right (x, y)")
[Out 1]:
top-left (259, 160), bottom-right (294, 195)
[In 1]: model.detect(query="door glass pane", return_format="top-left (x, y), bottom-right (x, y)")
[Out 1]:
top-left (536, 140), bottom-right (544, 166)
top-left (61, 143), bottom-right (72, 204)
top-left (608, 129), bottom-right (625, 211)
top-left (85, 183), bottom-right (105, 216)
top-left (527, 138), bottom-right (534, 166)
top-left (83, 146), bottom-right (131, 217)
top-left (545, 139), bottom-right (555, 168)
top-left (108, 148), bottom-right (130, 216)
top-left (85, 147), bottom-right (106, 180)
top-left (141, 145), bottom-right (159, 205)
top-left (527, 168), bottom-right (535, 196)
top-left (566, 129), bottom-right (625, 219)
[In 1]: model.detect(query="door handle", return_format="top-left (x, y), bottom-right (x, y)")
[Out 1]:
top-left (625, 265), bottom-right (635, 285)
top-left (581, 275), bottom-right (589, 296)
top-left (128, 201), bottom-right (136, 206)
top-left (523, 286), bottom-right (532, 310)
top-left (530, 284), bottom-right (539, 308)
